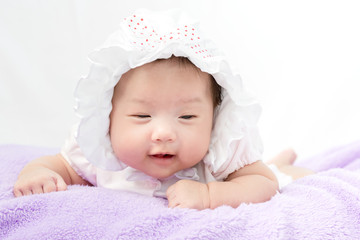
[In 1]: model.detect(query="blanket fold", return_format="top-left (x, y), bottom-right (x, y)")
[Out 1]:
top-left (1, 142), bottom-right (360, 240)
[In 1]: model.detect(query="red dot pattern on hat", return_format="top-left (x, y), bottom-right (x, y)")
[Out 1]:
top-left (123, 15), bottom-right (213, 59)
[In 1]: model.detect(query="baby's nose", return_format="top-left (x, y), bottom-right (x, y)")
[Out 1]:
top-left (151, 124), bottom-right (176, 143)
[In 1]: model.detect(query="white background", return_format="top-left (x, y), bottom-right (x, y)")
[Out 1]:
top-left (1, 0), bottom-right (359, 160)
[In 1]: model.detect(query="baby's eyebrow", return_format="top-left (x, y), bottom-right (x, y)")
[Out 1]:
top-left (178, 97), bottom-right (203, 104)
top-left (128, 98), bottom-right (155, 108)
top-left (130, 98), bottom-right (151, 104)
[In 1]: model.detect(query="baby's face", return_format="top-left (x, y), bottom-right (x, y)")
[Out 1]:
top-left (110, 60), bottom-right (214, 179)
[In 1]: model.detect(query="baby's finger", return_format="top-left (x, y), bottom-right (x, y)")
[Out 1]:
top-left (21, 189), bottom-right (33, 196)
top-left (31, 186), bottom-right (45, 195)
top-left (175, 203), bottom-right (193, 209)
top-left (169, 202), bottom-right (180, 208)
top-left (43, 180), bottom-right (57, 193)
top-left (55, 176), bottom-right (67, 191)
top-left (166, 184), bottom-right (177, 199)
top-left (13, 188), bottom-right (23, 197)
top-left (168, 198), bottom-right (181, 208)
top-left (167, 192), bottom-right (177, 202)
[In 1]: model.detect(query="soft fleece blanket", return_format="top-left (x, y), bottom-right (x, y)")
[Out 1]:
top-left (1, 143), bottom-right (360, 240)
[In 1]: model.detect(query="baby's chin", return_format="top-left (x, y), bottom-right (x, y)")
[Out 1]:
top-left (142, 167), bottom-right (183, 180)
top-left (147, 171), bottom-right (176, 180)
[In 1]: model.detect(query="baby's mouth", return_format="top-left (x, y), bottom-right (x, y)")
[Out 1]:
top-left (151, 154), bottom-right (174, 159)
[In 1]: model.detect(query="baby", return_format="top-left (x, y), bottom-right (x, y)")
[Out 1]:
top-left (13, 9), bottom-right (312, 209)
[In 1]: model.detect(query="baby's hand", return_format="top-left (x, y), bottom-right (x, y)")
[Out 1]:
top-left (13, 166), bottom-right (67, 197)
top-left (166, 179), bottom-right (210, 210)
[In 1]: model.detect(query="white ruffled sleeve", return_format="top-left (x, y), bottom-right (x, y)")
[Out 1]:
top-left (202, 72), bottom-right (263, 181)
top-left (60, 126), bottom-right (98, 186)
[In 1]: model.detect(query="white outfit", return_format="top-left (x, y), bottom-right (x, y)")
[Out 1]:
top-left (61, 9), bottom-right (290, 197)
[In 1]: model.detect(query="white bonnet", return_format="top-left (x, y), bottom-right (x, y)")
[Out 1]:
top-left (68, 9), bottom-right (263, 180)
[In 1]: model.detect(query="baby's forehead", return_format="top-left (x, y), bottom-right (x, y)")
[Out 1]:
top-left (120, 58), bottom-right (210, 85)
top-left (127, 56), bottom-right (211, 79)
top-left (115, 56), bottom-right (221, 107)
top-left (155, 56), bottom-right (207, 74)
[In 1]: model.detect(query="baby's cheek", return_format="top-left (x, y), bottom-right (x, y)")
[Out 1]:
top-left (111, 135), bottom-right (140, 164)
top-left (185, 140), bottom-right (210, 167)
top-left (110, 133), bottom-right (127, 158)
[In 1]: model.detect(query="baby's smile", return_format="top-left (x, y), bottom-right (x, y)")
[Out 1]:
top-left (149, 153), bottom-right (176, 166)
top-left (151, 154), bottom-right (174, 159)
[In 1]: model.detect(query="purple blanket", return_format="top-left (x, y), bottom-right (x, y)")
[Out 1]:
top-left (1, 143), bottom-right (360, 239)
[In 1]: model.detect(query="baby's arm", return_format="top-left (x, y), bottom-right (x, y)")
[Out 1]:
top-left (167, 161), bottom-right (278, 209)
top-left (207, 160), bottom-right (279, 208)
top-left (13, 154), bottom-right (91, 197)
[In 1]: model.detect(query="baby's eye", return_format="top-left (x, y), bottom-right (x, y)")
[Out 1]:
top-left (179, 115), bottom-right (196, 120)
top-left (131, 114), bottom-right (151, 118)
